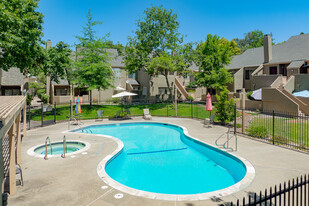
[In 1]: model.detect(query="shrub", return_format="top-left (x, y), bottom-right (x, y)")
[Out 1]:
top-left (247, 91), bottom-right (253, 100)
top-left (26, 94), bottom-right (33, 105)
top-left (247, 126), bottom-right (269, 138)
top-left (39, 94), bottom-right (49, 104)
top-left (236, 123), bottom-right (242, 128)
top-left (112, 98), bottom-right (120, 104)
top-left (215, 88), bottom-right (235, 124)
top-left (187, 95), bottom-right (194, 101)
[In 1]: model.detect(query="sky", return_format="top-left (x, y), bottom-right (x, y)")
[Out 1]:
top-left (38, 0), bottom-right (309, 48)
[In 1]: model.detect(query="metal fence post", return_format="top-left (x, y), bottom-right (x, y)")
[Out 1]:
top-left (54, 102), bottom-right (56, 124)
top-left (28, 105), bottom-right (31, 130)
top-left (191, 100), bottom-right (193, 119)
top-left (272, 110), bottom-right (275, 144)
top-left (41, 102), bottom-right (43, 127)
top-left (234, 103), bottom-right (237, 135)
top-left (70, 100), bottom-right (72, 120)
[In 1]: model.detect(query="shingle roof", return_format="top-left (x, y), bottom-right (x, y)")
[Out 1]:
top-left (226, 33), bottom-right (309, 69)
top-left (106, 49), bottom-right (125, 67)
top-left (287, 60), bottom-right (305, 69)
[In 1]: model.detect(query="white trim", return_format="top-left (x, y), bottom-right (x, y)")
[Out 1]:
top-left (71, 122), bottom-right (255, 201)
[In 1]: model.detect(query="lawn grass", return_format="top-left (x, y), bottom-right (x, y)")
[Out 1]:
top-left (31, 103), bottom-right (216, 121)
top-left (248, 116), bottom-right (309, 147)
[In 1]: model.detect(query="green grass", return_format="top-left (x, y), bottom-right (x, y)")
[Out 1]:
top-left (31, 103), bottom-right (217, 121)
top-left (248, 117), bottom-right (309, 147)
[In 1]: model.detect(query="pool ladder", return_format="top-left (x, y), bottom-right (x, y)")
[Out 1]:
top-left (44, 136), bottom-right (53, 160)
top-left (215, 127), bottom-right (237, 152)
top-left (61, 135), bottom-right (67, 158)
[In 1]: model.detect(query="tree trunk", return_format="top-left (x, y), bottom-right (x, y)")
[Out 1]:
top-left (164, 74), bottom-right (173, 102)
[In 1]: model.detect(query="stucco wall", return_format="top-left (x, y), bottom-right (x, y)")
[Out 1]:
top-left (294, 74), bottom-right (309, 92)
top-left (252, 75), bottom-right (280, 90)
top-left (262, 88), bottom-right (299, 113)
top-left (298, 97), bottom-right (309, 106)
top-left (233, 68), bottom-right (244, 92)
top-left (245, 100), bottom-right (262, 111)
top-left (244, 67), bottom-right (257, 91)
top-left (284, 76), bottom-right (295, 93)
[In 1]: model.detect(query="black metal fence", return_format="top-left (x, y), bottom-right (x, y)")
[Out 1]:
top-left (26, 100), bottom-right (211, 130)
top-left (231, 174), bottom-right (309, 206)
top-left (235, 109), bottom-right (309, 153)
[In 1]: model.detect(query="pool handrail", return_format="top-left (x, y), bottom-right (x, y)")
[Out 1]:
top-left (215, 127), bottom-right (237, 152)
top-left (44, 136), bottom-right (52, 160)
top-left (61, 135), bottom-right (67, 158)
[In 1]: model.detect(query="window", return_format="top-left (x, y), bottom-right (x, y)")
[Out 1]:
top-left (158, 87), bottom-right (167, 94)
top-left (74, 88), bottom-right (89, 96)
top-left (128, 72), bottom-right (136, 79)
top-left (269, 66), bottom-right (277, 75)
top-left (113, 68), bottom-right (121, 86)
top-left (1, 86), bottom-right (21, 96)
top-left (207, 88), bottom-right (216, 95)
top-left (54, 86), bottom-right (70, 96)
top-left (245, 70), bottom-right (250, 80)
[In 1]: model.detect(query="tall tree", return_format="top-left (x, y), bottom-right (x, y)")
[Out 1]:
top-left (0, 0), bottom-right (45, 74)
top-left (194, 34), bottom-right (239, 93)
top-left (233, 30), bottom-right (273, 53)
top-left (74, 9), bottom-right (114, 106)
top-left (46, 41), bottom-right (73, 84)
top-left (124, 5), bottom-right (186, 100)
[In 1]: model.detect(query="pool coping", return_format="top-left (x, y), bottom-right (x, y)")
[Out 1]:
top-left (27, 140), bottom-right (91, 158)
top-left (69, 122), bottom-right (255, 201)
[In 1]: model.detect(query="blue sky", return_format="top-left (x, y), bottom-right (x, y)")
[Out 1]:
top-left (38, 0), bottom-right (309, 47)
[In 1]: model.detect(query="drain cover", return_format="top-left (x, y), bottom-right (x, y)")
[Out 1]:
top-left (101, 186), bottom-right (108, 190)
top-left (114, 193), bottom-right (124, 199)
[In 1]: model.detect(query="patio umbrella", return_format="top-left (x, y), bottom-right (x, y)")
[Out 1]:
top-left (112, 91), bottom-right (137, 98)
top-left (115, 86), bottom-right (126, 92)
top-left (75, 95), bottom-right (82, 114)
top-left (206, 93), bottom-right (213, 116)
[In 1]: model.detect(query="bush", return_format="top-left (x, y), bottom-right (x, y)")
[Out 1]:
top-left (247, 126), bottom-right (269, 138)
top-left (215, 88), bottom-right (235, 124)
top-left (187, 95), bottom-right (194, 101)
top-left (112, 98), bottom-right (120, 104)
top-left (26, 94), bottom-right (33, 105)
top-left (236, 123), bottom-right (242, 128)
top-left (247, 91), bottom-right (253, 100)
top-left (39, 94), bottom-right (49, 104)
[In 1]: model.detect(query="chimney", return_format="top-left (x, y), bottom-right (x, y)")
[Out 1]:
top-left (263, 34), bottom-right (272, 63)
top-left (46, 39), bottom-right (52, 49)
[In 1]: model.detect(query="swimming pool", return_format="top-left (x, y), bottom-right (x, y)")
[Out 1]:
top-left (74, 122), bottom-right (254, 199)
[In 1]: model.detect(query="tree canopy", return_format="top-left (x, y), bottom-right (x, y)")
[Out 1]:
top-left (194, 34), bottom-right (239, 92)
top-left (45, 41), bottom-right (73, 84)
top-left (233, 30), bottom-right (273, 53)
top-left (0, 0), bottom-right (45, 74)
top-left (124, 5), bottom-right (192, 99)
top-left (73, 9), bottom-right (114, 104)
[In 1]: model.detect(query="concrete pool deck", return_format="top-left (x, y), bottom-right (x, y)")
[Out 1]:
top-left (9, 117), bottom-right (309, 206)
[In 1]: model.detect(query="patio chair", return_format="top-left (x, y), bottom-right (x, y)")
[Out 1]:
top-left (143, 109), bottom-right (152, 120)
top-left (96, 110), bottom-right (103, 121)
top-left (114, 110), bottom-right (122, 119)
top-left (124, 108), bottom-right (131, 118)
top-left (204, 114), bottom-right (215, 128)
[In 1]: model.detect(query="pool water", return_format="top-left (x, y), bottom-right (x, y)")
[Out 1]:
top-left (34, 142), bottom-right (86, 155)
top-left (77, 123), bottom-right (247, 195)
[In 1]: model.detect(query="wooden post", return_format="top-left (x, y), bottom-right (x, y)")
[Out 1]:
top-left (241, 88), bottom-right (246, 133)
top-left (8, 123), bottom-right (16, 195)
top-left (23, 104), bottom-right (26, 138)
top-left (16, 113), bottom-right (21, 164)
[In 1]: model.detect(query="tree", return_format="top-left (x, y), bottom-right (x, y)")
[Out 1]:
top-left (74, 9), bottom-right (114, 106)
top-left (0, 0), bottom-right (45, 74)
top-left (194, 34), bottom-right (239, 94)
top-left (233, 30), bottom-right (273, 53)
top-left (215, 88), bottom-right (235, 125)
top-left (46, 41), bottom-right (73, 84)
top-left (124, 5), bottom-right (186, 100)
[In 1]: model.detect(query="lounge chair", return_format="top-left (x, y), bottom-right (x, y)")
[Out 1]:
top-left (96, 110), bottom-right (103, 121)
top-left (204, 114), bottom-right (215, 127)
top-left (143, 109), bottom-right (152, 120)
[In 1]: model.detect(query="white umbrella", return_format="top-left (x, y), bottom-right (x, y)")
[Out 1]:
top-left (112, 91), bottom-right (137, 98)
